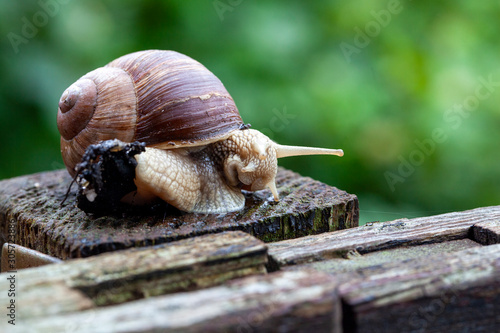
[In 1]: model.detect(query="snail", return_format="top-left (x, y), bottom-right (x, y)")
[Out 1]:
top-left (57, 50), bottom-right (343, 214)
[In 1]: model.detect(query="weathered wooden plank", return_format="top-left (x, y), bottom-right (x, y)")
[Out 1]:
top-left (14, 269), bottom-right (341, 333)
top-left (0, 168), bottom-right (358, 259)
top-left (285, 239), bottom-right (482, 277)
top-left (338, 244), bottom-right (500, 333)
top-left (268, 206), bottom-right (500, 268)
top-left (1, 243), bottom-right (62, 272)
top-left (473, 220), bottom-right (500, 245)
top-left (14, 281), bottom-right (94, 319)
top-left (0, 231), bottom-right (267, 319)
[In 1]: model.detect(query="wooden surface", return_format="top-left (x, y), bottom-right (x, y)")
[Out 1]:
top-left (267, 205), bottom-right (500, 267)
top-left (1, 243), bottom-right (62, 272)
top-left (338, 244), bottom-right (500, 333)
top-left (0, 231), bottom-right (267, 317)
top-left (267, 205), bottom-right (500, 332)
top-left (0, 193), bottom-right (498, 331)
top-left (473, 220), bottom-right (500, 245)
top-left (12, 269), bottom-right (341, 333)
top-left (0, 168), bottom-right (358, 259)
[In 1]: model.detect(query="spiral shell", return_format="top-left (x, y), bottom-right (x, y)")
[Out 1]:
top-left (57, 50), bottom-right (244, 176)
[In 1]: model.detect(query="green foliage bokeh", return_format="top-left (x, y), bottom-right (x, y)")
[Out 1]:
top-left (0, 0), bottom-right (499, 223)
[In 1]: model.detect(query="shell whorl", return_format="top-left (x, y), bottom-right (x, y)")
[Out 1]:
top-left (57, 78), bottom-right (97, 140)
top-left (58, 67), bottom-right (138, 176)
top-left (57, 50), bottom-right (244, 176)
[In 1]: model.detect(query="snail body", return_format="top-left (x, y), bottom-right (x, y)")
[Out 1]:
top-left (57, 50), bottom-right (343, 214)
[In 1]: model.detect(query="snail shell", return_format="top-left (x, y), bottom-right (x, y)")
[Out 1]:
top-left (57, 50), bottom-right (243, 177)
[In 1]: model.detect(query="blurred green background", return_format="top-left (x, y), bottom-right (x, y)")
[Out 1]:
top-left (0, 0), bottom-right (499, 224)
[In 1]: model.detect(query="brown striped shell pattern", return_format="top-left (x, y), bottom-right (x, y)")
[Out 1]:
top-left (57, 50), bottom-right (344, 214)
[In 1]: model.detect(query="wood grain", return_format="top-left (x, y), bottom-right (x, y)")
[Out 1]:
top-left (339, 244), bottom-right (500, 333)
top-left (0, 168), bottom-right (358, 259)
top-left (1, 164), bottom-right (497, 332)
top-left (1, 243), bottom-right (62, 272)
top-left (268, 206), bottom-right (500, 267)
top-left (284, 239), bottom-right (482, 277)
top-left (13, 269), bottom-right (341, 333)
top-left (268, 207), bottom-right (500, 332)
top-left (0, 231), bottom-right (267, 319)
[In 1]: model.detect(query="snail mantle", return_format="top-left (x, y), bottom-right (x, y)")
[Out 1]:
top-left (0, 168), bottom-right (358, 260)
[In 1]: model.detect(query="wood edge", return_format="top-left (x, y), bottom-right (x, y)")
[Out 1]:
top-left (1, 243), bottom-right (62, 273)
top-left (268, 205), bottom-right (500, 268)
